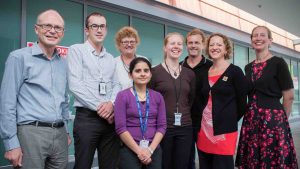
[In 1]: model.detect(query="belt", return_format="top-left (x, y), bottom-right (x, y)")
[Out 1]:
top-left (26, 121), bottom-right (65, 128)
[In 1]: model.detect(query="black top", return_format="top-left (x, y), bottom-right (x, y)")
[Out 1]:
top-left (181, 55), bottom-right (212, 128)
top-left (194, 64), bottom-right (249, 135)
top-left (149, 64), bottom-right (195, 128)
top-left (180, 55), bottom-right (213, 77)
top-left (245, 56), bottom-right (293, 109)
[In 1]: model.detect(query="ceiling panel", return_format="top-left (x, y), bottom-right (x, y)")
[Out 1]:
top-left (223, 0), bottom-right (300, 38)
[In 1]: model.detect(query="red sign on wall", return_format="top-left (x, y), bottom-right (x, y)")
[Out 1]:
top-left (27, 42), bottom-right (69, 57)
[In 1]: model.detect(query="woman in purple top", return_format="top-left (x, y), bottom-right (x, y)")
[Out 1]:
top-left (114, 57), bottom-right (167, 169)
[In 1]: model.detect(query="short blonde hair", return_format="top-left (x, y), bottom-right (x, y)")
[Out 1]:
top-left (206, 33), bottom-right (232, 60)
top-left (115, 26), bottom-right (140, 50)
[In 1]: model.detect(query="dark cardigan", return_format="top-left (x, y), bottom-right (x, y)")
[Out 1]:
top-left (245, 56), bottom-right (293, 110)
top-left (192, 64), bottom-right (249, 135)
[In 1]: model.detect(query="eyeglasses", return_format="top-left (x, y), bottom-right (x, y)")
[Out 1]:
top-left (36, 24), bottom-right (64, 33)
top-left (88, 24), bottom-right (106, 31)
top-left (121, 40), bottom-right (137, 45)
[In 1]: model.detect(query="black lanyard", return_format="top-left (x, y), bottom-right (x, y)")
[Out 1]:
top-left (164, 61), bottom-right (182, 113)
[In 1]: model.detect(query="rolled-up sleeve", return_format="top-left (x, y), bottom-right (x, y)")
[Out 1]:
top-left (0, 54), bottom-right (24, 151)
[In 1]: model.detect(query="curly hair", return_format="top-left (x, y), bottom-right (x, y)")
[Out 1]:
top-left (115, 26), bottom-right (140, 50)
top-left (206, 33), bottom-right (232, 60)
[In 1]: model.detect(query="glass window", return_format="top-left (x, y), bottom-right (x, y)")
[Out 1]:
top-left (249, 48), bottom-right (256, 63)
top-left (26, 0), bottom-right (84, 46)
top-left (233, 44), bottom-right (248, 72)
top-left (0, 0), bottom-right (21, 83)
top-left (291, 60), bottom-right (299, 117)
top-left (283, 57), bottom-right (291, 71)
top-left (291, 60), bottom-right (299, 100)
top-left (87, 6), bottom-right (129, 57)
top-left (167, 26), bottom-right (188, 61)
top-left (132, 17), bottom-right (164, 65)
top-left (298, 61), bottom-right (300, 99)
top-left (0, 0), bottom-right (21, 166)
top-left (296, 60), bottom-right (300, 116)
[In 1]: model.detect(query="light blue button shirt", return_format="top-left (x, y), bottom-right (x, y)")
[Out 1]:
top-left (0, 43), bottom-right (69, 151)
top-left (68, 41), bottom-right (121, 111)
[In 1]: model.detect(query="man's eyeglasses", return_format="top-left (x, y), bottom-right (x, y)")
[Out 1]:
top-left (36, 24), bottom-right (64, 33)
top-left (121, 40), bottom-right (137, 46)
top-left (88, 24), bottom-right (106, 31)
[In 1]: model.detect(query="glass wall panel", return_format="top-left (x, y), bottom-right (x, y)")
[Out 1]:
top-left (233, 44), bottom-right (248, 72)
top-left (0, 0), bottom-right (21, 83)
top-left (291, 60), bottom-right (299, 116)
top-left (0, 0), bottom-right (21, 166)
top-left (87, 6), bottom-right (129, 57)
top-left (132, 17), bottom-right (164, 65)
top-left (167, 26), bottom-right (188, 61)
top-left (298, 61), bottom-right (300, 100)
top-left (283, 57), bottom-right (291, 71)
top-left (297, 60), bottom-right (300, 116)
top-left (26, 0), bottom-right (84, 46)
top-left (249, 48), bottom-right (256, 63)
top-left (291, 60), bottom-right (299, 100)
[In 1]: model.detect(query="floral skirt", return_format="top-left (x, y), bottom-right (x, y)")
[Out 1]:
top-left (235, 99), bottom-right (298, 169)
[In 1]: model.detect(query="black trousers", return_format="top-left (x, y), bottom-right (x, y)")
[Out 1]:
top-left (161, 126), bottom-right (193, 169)
top-left (188, 127), bottom-right (198, 169)
top-left (73, 107), bottom-right (120, 169)
top-left (198, 150), bottom-right (234, 169)
top-left (119, 145), bottom-right (162, 169)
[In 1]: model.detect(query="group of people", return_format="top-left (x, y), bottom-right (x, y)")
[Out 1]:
top-left (0, 9), bottom-right (298, 169)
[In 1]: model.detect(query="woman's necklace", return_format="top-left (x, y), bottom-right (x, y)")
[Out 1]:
top-left (256, 52), bottom-right (272, 63)
top-left (121, 55), bottom-right (136, 73)
top-left (165, 61), bottom-right (180, 77)
top-left (137, 93), bottom-right (146, 100)
top-left (209, 62), bottom-right (229, 76)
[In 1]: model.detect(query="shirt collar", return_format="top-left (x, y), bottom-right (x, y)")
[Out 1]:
top-left (84, 41), bottom-right (107, 58)
top-left (31, 42), bottom-right (60, 60)
top-left (183, 55), bottom-right (207, 69)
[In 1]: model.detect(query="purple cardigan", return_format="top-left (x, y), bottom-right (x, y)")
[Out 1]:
top-left (114, 88), bottom-right (167, 143)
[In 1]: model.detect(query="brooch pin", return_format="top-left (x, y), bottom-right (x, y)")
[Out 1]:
top-left (222, 76), bottom-right (228, 81)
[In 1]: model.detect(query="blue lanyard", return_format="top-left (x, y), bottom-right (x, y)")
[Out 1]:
top-left (133, 86), bottom-right (150, 139)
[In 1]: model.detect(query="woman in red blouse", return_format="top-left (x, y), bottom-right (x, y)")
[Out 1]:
top-left (196, 33), bottom-right (248, 169)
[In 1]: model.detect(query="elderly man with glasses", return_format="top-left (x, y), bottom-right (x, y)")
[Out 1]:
top-left (67, 12), bottom-right (121, 169)
top-left (0, 9), bottom-right (71, 169)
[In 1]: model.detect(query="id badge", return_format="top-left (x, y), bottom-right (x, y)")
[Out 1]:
top-left (139, 139), bottom-right (149, 148)
top-left (174, 112), bottom-right (182, 126)
top-left (99, 82), bottom-right (106, 95)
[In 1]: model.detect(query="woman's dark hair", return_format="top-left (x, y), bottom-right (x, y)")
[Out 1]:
top-left (129, 57), bottom-right (151, 74)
